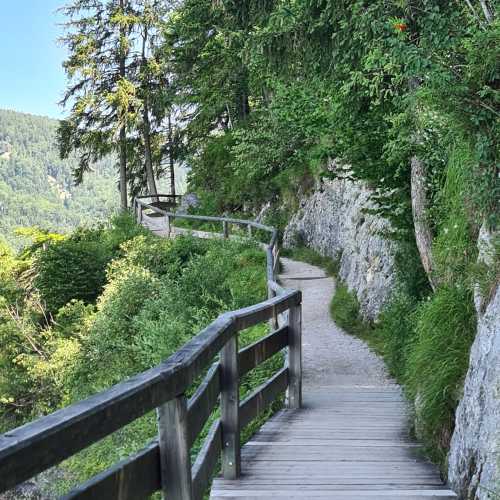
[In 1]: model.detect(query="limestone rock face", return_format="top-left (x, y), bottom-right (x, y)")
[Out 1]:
top-left (448, 228), bottom-right (500, 499)
top-left (283, 177), bottom-right (396, 320)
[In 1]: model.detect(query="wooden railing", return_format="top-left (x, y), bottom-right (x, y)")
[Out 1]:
top-left (134, 197), bottom-right (282, 323)
top-left (0, 199), bottom-right (302, 500)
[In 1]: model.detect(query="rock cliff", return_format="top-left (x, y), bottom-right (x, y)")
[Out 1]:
top-left (448, 227), bottom-right (500, 499)
top-left (283, 176), bottom-right (396, 320)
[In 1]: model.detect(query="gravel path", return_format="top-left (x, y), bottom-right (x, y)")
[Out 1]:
top-left (279, 257), bottom-right (394, 389)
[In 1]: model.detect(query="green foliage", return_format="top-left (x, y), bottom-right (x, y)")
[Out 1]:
top-left (281, 246), bottom-right (340, 277)
top-left (406, 286), bottom-right (476, 460)
top-left (187, 133), bottom-right (241, 212)
top-left (0, 213), bottom-right (278, 492)
top-left (34, 214), bottom-right (148, 312)
top-left (432, 142), bottom-right (479, 283)
top-left (329, 283), bottom-right (374, 342)
top-left (369, 136), bottom-right (485, 467)
top-left (374, 291), bottom-right (417, 381)
top-left (34, 234), bottom-right (111, 312)
top-left (169, 0), bottom-right (497, 239)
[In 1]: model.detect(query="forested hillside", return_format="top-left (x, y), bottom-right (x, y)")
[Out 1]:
top-left (0, 109), bottom-right (117, 247)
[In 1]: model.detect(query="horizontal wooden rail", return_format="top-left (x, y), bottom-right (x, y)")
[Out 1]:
top-left (240, 368), bottom-right (289, 428)
top-left (192, 420), bottom-right (222, 500)
top-left (62, 442), bottom-right (161, 500)
top-left (135, 193), bottom-right (182, 199)
top-left (239, 326), bottom-right (288, 377)
top-left (0, 201), bottom-right (301, 500)
top-left (187, 363), bottom-right (221, 448)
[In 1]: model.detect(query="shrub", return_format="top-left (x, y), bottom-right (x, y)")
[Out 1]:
top-left (70, 264), bottom-right (160, 396)
top-left (34, 233), bottom-right (112, 312)
top-left (34, 214), bottom-right (147, 312)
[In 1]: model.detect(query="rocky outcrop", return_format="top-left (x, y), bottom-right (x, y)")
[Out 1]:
top-left (448, 227), bottom-right (500, 499)
top-left (283, 176), bottom-right (396, 320)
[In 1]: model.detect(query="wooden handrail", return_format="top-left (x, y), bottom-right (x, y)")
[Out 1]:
top-left (0, 199), bottom-right (301, 500)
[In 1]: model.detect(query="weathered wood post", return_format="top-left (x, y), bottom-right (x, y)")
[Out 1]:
top-left (223, 220), bottom-right (229, 239)
top-left (287, 294), bottom-right (302, 409)
top-left (266, 246), bottom-right (279, 330)
top-left (220, 335), bottom-right (241, 479)
top-left (247, 225), bottom-right (252, 238)
top-left (166, 214), bottom-right (171, 238)
top-left (136, 200), bottom-right (143, 225)
top-left (157, 394), bottom-right (193, 500)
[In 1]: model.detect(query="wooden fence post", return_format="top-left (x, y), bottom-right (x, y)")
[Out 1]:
top-left (166, 215), bottom-right (171, 238)
top-left (287, 298), bottom-right (302, 409)
top-left (136, 201), bottom-right (143, 225)
top-left (220, 335), bottom-right (241, 479)
top-left (223, 221), bottom-right (229, 239)
top-left (157, 395), bottom-right (193, 500)
top-left (266, 247), bottom-right (279, 330)
top-left (247, 225), bottom-right (252, 238)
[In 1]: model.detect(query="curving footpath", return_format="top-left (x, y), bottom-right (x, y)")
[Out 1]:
top-left (210, 258), bottom-right (457, 499)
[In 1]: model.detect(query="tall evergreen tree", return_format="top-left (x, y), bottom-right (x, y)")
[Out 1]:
top-left (58, 0), bottom-right (136, 210)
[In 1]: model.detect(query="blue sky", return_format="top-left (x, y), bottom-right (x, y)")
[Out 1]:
top-left (0, 1), bottom-right (67, 118)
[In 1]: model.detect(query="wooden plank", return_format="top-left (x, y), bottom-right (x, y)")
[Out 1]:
top-left (62, 441), bottom-right (160, 500)
top-left (188, 363), bottom-right (221, 447)
top-left (192, 420), bottom-right (222, 500)
top-left (239, 368), bottom-right (288, 428)
top-left (213, 478), bottom-right (444, 486)
top-left (0, 314), bottom-right (235, 493)
top-left (245, 440), bottom-right (420, 447)
top-left (210, 490), bottom-right (457, 498)
top-left (220, 336), bottom-right (241, 480)
top-left (157, 394), bottom-right (193, 500)
top-left (212, 485), bottom-right (455, 491)
top-left (238, 326), bottom-right (288, 377)
top-left (268, 280), bottom-right (286, 296)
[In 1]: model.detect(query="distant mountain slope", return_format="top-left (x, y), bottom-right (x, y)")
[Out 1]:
top-left (0, 109), bottom-right (118, 247)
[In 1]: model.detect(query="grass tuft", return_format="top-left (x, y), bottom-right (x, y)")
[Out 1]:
top-left (281, 246), bottom-right (340, 277)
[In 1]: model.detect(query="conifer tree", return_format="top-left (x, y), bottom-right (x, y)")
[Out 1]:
top-left (58, 0), bottom-right (136, 210)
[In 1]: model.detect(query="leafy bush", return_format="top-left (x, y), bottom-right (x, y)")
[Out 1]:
top-left (34, 233), bottom-right (112, 312)
top-left (34, 214), bottom-right (148, 312)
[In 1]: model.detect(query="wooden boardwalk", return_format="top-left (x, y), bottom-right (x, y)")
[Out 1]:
top-left (211, 259), bottom-right (457, 500)
top-left (211, 387), bottom-right (457, 499)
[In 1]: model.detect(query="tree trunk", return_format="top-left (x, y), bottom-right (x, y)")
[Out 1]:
top-left (119, 125), bottom-right (128, 210)
top-left (140, 19), bottom-right (158, 202)
top-left (142, 98), bottom-right (158, 201)
top-left (119, 0), bottom-right (128, 210)
top-left (168, 113), bottom-right (176, 196)
top-left (411, 156), bottom-right (437, 291)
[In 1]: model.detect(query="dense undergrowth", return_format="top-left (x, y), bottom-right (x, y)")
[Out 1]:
top-left (0, 214), bottom-right (281, 496)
